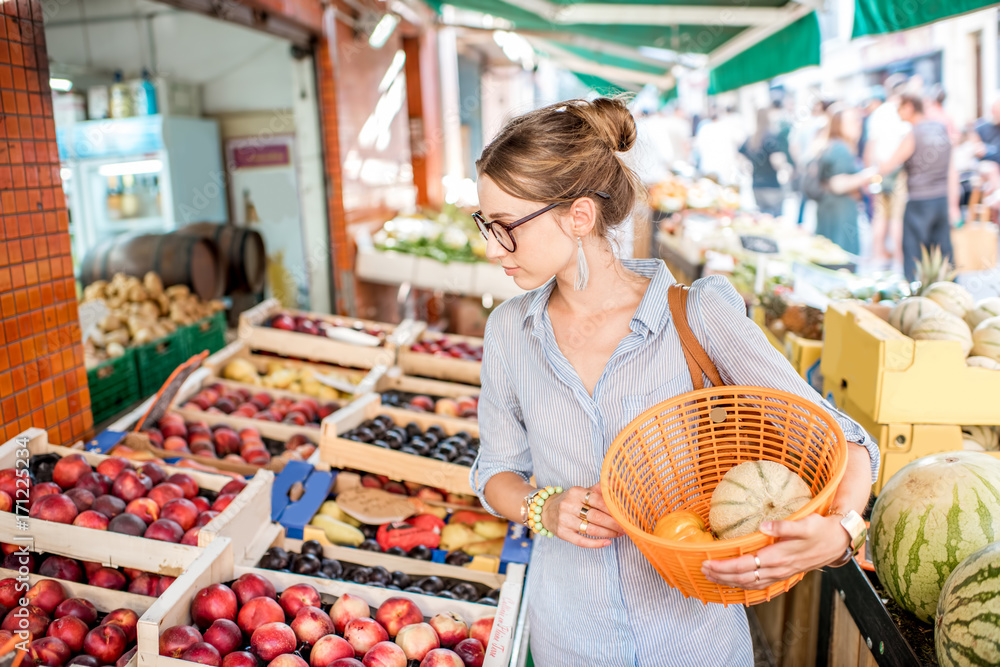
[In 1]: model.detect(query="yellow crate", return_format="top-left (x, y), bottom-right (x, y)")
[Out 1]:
top-left (821, 301), bottom-right (1000, 426)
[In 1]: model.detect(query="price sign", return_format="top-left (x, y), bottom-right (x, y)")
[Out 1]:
top-left (740, 235), bottom-right (780, 255)
top-left (335, 487), bottom-right (417, 525)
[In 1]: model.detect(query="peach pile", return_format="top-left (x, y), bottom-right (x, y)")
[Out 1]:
top-left (159, 576), bottom-right (493, 667)
top-left (379, 392), bottom-right (478, 421)
top-left (409, 338), bottom-right (482, 363)
top-left (0, 452), bottom-right (247, 545)
top-left (0, 546), bottom-right (174, 596)
top-left (0, 577), bottom-right (140, 667)
top-left (183, 384), bottom-right (339, 429)
top-left (145, 416), bottom-right (316, 465)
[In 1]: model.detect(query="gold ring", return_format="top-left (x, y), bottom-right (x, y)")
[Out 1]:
top-left (754, 570), bottom-right (760, 583)
top-left (754, 555), bottom-right (761, 569)
top-left (578, 506), bottom-right (590, 521)
top-left (583, 491), bottom-right (592, 506)
top-left (579, 519), bottom-right (588, 534)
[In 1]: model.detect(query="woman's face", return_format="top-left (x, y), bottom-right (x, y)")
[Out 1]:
top-left (477, 175), bottom-right (578, 291)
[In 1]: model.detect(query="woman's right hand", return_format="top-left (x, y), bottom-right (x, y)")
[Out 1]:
top-left (540, 484), bottom-right (623, 548)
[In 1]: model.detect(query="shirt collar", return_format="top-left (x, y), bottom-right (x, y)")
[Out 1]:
top-left (522, 258), bottom-right (674, 337)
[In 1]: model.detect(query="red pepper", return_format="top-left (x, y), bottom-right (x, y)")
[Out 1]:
top-left (376, 522), bottom-right (441, 552)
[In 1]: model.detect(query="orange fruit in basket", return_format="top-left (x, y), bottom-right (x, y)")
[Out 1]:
top-left (651, 510), bottom-right (714, 542)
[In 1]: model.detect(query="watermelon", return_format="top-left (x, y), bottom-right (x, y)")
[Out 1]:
top-left (889, 297), bottom-right (944, 335)
top-left (870, 451), bottom-right (1000, 623)
top-left (708, 460), bottom-right (813, 540)
top-left (924, 281), bottom-right (975, 318)
top-left (971, 316), bottom-right (1000, 363)
top-left (935, 541), bottom-right (1000, 666)
top-left (965, 297), bottom-right (1000, 330)
top-left (910, 312), bottom-right (973, 356)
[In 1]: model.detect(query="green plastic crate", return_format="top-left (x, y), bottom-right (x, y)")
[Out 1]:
top-left (134, 329), bottom-right (189, 397)
top-left (87, 350), bottom-right (140, 424)
top-left (182, 311), bottom-right (227, 357)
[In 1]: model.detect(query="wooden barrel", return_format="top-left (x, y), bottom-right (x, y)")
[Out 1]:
top-left (177, 223), bottom-right (266, 294)
top-left (80, 233), bottom-right (223, 301)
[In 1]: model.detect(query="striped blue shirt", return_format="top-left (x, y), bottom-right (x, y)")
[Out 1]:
top-left (471, 258), bottom-right (879, 667)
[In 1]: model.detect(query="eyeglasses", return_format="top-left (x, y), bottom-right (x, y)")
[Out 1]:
top-left (473, 190), bottom-right (610, 253)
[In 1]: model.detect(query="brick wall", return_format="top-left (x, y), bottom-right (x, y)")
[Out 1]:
top-left (0, 0), bottom-right (92, 445)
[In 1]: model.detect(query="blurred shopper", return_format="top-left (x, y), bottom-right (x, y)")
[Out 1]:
top-left (878, 94), bottom-right (958, 280)
top-left (663, 104), bottom-right (692, 164)
top-left (634, 108), bottom-right (676, 184)
top-left (974, 97), bottom-right (1000, 164)
top-left (814, 106), bottom-right (870, 255)
top-left (954, 124), bottom-right (985, 207)
top-left (865, 75), bottom-right (911, 266)
top-left (790, 98), bottom-right (833, 225)
top-left (695, 108), bottom-right (744, 186)
top-left (925, 84), bottom-right (959, 143)
top-left (739, 108), bottom-right (790, 216)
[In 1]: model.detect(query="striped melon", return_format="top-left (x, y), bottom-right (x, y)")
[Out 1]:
top-left (936, 541), bottom-right (1000, 667)
top-left (965, 297), bottom-right (1000, 330)
top-left (889, 297), bottom-right (945, 335)
top-left (870, 452), bottom-right (1000, 623)
top-left (708, 460), bottom-right (813, 540)
top-left (967, 356), bottom-right (1000, 370)
top-left (924, 281), bottom-right (975, 318)
top-left (910, 312), bottom-right (973, 356)
top-left (971, 316), bottom-right (1000, 363)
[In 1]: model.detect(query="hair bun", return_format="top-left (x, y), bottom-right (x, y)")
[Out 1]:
top-left (571, 97), bottom-right (637, 153)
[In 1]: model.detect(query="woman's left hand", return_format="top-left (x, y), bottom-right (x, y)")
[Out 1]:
top-left (700, 514), bottom-right (851, 590)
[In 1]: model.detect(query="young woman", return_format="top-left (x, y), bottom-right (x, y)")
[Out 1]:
top-left (815, 106), bottom-right (867, 256)
top-left (470, 98), bottom-right (879, 666)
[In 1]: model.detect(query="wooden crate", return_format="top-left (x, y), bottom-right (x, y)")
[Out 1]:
top-left (398, 331), bottom-right (483, 386)
top-left (137, 538), bottom-right (526, 667)
top-left (237, 299), bottom-right (425, 369)
top-left (0, 429), bottom-right (273, 574)
top-left (376, 371), bottom-right (480, 428)
top-left (822, 301), bottom-right (1000, 426)
top-left (319, 396), bottom-right (478, 495)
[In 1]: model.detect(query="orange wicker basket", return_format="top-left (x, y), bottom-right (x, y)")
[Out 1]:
top-left (600, 385), bottom-right (849, 606)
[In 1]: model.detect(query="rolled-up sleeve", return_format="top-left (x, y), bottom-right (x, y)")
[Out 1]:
top-left (686, 276), bottom-right (881, 484)
top-left (470, 310), bottom-right (533, 517)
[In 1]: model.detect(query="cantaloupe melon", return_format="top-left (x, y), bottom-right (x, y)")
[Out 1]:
top-left (889, 297), bottom-right (945, 335)
top-left (961, 425), bottom-right (1000, 452)
top-left (708, 461), bottom-right (813, 540)
top-left (870, 452), bottom-right (1000, 623)
top-left (971, 316), bottom-right (1000, 363)
top-left (910, 312), bottom-right (973, 356)
top-left (965, 296), bottom-right (1000, 330)
top-left (966, 356), bottom-right (1000, 370)
top-left (924, 281), bottom-right (975, 318)
top-left (936, 541), bottom-right (1000, 667)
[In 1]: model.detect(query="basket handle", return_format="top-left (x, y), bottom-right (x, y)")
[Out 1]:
top-left (668, 284), bottom-right (724, 390)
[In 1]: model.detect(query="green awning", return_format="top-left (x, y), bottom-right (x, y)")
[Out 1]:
top-left (708, 12), bottom-right (820, 94)
top-left (853, 0), bottom-right (999, 38)
top-left (572, 72), bottom-right (633, 96)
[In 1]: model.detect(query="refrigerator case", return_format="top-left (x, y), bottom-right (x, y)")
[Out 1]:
top-left (57, 115), bottom-right (227, 268)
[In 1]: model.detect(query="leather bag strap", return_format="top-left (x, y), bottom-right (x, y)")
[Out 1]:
top-left (667, 284), bottom-right (725, 390)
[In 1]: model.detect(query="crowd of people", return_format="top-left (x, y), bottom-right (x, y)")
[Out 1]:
top-left (638, 76), bottom-right (1000, 280)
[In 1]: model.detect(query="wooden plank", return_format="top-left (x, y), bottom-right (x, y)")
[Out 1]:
top-left (0, 567), bottom-right (155, 613)
top-left (398, 331), bottom-right (483, 386)
top-left (829, 592), bottom-right (862, 667)
top-left (782, 570), bottom-right (821, 667)
top-left (754, 594), bottom-right (787, 665)
top-left (198, 469), bottom-right (274, 564)
top-left (483, 563), bottom-right (526, 667)
top-left (376, 372), bottom-right (480, 399)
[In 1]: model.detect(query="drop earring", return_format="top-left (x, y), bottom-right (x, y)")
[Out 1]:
top-left (574, 237), bottom-right (589, 291)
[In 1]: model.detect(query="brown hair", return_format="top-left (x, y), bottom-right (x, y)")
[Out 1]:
top-left (476, 97), bottom-right (642, 239)
top-left (899, 93), bottom-right (924, 115)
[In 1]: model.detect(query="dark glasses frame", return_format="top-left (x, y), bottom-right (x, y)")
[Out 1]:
top-left (473, 190), bottom-right (610, 253)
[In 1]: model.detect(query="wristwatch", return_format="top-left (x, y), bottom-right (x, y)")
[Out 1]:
top-left (828, 509), bottom-right (867, 567)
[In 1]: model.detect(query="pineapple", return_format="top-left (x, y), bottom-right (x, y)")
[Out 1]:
top-left (914, 244), bottom-right (956, 295)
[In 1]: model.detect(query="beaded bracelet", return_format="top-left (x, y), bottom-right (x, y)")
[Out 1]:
top-left (525, 485), bottom-right (563, 537)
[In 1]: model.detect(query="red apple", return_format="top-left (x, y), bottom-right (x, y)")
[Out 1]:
top-left (53, 454), bottom-right (93, 490)
top-left (427, 613), bottom-right (467, 649)
top-left (91, 495), bottom-right (125, 519)
top-left (278, 584), bottom-right (322, 619)
top-left (310, 635), bottom-right (355, 667)
top-left (166, 474), bottom-right (198, 499)
top-left (26, 579), bottom-right (67, 615)
top-left (145, 518), bottom-right (184, 543)
top-left (269, 655), bottom-right (308, 667)
top-left (75, 473), bottom-right (112, 498)
top-left (3, 551), bottom-right (35, 572)
top-left (469, 618), bottom-right (492, 648)
top-left (231, 573), bottom-right (276, 606)
top-left (418, 649), bottom-right (463, 667)
top-left (345, 618), bottom-right (389, 659)
top-left (452, 639), bottom-right (484, 667)
top-left (237, 597), bottom-right (284, 637)
top-left (30, 636), bottom-right (72, 666)
top-left (331, 594), bottom-right (370, 634)
top-left (223, 652), bottom-right (257, 667)
top-left (250, 622), bottom-right (296, 662)
top-left (0, 578), bottom-right (19, 608)
top-left (191, 496), bottom-right (212, 513)
top-left (47, 615), bottom-right (89, 652)
top-left (116, 647), bottom-right (137, 667)
top-left (159, 625), bottom-right (203, 657)
top-left (67, 656), bottom-right (100, 667)
top-left (0, 490), bottom-right (12, 512)
top-left (191, 583), bottom-right (238, 630)
top-left (83, 623), bottom-right (127, 664)
top-left (220, 479), bottom-right (247, 495)
top-left (182, 528), bottom-right (202, 546)
top-left (361, 641), bottom-right (406, 667)
top-left (163, 436), bottom-right (190, 453)
top-left (107, 512), bottom-right (146, 537)
top-left (95, 457), bottom-right (131, 480)
top-left (65, 488), bottom-right (95, 513)
top-left (181, 641), bottom-right (223, 667)
top-left (203, 619), bottom-right (242, 657)
top-left (88, 568), bottom-right (127, 591)
top-left (147, 483), bottom-right (185, 508)
top-left (3, 604), bottom-right (49, 635)
top-left (211, 494), bottom-right (237, 513)
top-left (29, 494), bottom-right (79, 524)
top-left (31, 482), bottom-right (63, 501)
top-left (393, 623), bottom-right (438, 662)
top-left (139, 462), bottom-right (168, 486)
top-left (157, 576), bottom-right (176, 596)
top-left (104, 608), bottom-right (138, 643)
top-left (160, 498), bottom-right (199, 531)
top-left (38, 556), bottom-right (84, 583)
top-left (111, 471), bottom-right (152, 503)
top-left (375, 599), bottom-right (423, 639)
top-left (128, 573), bottom-right (160, 596)
top-left (54, 599), bottom-right (97, 626)
top-left (144, 429), bottom-right (164, 448)
top-left (271, 314), bottom-right (296, 331)
top-left (125, 498), bottom-right (160, 524)
top-left (291, 606), bottom-right (334, 645)
top-left (328, 660), bottom-right (363, 667)
top-left (194, 513), bottom-right (218, 530)
top-left (72, 507), bottom-right (110, 530)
